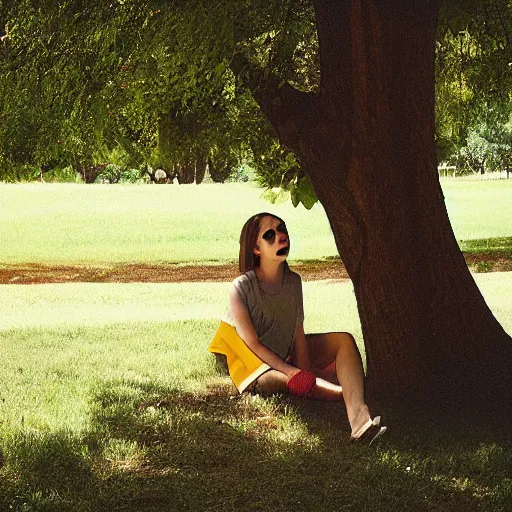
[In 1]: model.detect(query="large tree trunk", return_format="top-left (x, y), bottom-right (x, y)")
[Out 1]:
top-left (256, 0), bottom-right (511, 414)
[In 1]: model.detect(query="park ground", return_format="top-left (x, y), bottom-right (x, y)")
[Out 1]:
top-left (0, 181), bottom-right (511, 512)
top-left (0, 250), bottom-right (511, 284)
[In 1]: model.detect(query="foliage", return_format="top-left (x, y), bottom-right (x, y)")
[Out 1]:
top-left (43, 166), bottom-right (79, 183)
top-left (95, 164), bottom-right (142, 184)
top-left (459, 130), bottom-right (494, 174)
top-left (457, 122), bottom-right (512, 174)
top-left (0, 0), bottom-right (320, 198)
top-left (444, 104), bottom-right (512, 175)
top-left (225, 163), bottom-right (257, 183)
top-left (436, 1), bottom-right (512, 168)
top-left (1, 0), bottom-right (512, 192)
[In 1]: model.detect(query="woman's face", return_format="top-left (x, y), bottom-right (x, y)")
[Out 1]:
top-left (254, 215), bottom-right (289, 263)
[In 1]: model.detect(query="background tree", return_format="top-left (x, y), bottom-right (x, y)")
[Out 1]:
top-left (0, 1), bottom-right (231, 182)
top-left (0, 0), bottom-right (316, 187)
top-left (3, 1), bottom-right (512, 183)
top-left (436, 0), bottom-right (512, 171)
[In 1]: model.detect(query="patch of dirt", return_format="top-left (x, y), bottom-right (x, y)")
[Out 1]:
top-left (0, 261), bottom-right (349, 284)
top-left (464, 253), bottom-right (512, 273)
top-left (0, 254), bottom-right (510, 285)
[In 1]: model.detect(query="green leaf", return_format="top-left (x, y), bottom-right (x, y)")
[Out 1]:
top-left (297, 175), bottom-right (318, 209)
top-left (290, 185), bottom-right (300, 208)
top-left (261, 187), bottom-right (289, 205)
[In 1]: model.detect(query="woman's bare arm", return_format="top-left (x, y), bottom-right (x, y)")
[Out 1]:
top-left (291, 321), bottom-right (311, 371)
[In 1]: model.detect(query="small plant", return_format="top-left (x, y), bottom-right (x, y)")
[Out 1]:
top-left (475, 260), bottom-right (494, 273)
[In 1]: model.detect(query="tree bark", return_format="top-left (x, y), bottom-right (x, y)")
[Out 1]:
top-left (195, 157), bottom-right (206, 184)
top-left (177, 160), bottom-right (195, 184)
top-left (255, 0), bottom-right (511, 414)
top-left (79, 163), bottom-right (106, 183)
top-left (157, 111), bottom-right (174, 176)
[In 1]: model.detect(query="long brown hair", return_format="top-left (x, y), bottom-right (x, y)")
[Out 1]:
top-left (238, 212), bottom-right (287, 274)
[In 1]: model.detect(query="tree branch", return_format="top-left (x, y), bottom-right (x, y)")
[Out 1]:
top-left (230, 52), bottom-right (317, 151)
top-left (493, 0), bottom-right (510, 47)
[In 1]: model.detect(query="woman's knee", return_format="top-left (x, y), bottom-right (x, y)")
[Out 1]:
top-left (307, 331), bottom-right (350, 368)
top-left (326, 332), bottom-right (357, 353)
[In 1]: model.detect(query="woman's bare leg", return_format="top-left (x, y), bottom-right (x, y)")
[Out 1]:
top-left (306, 332), bottom-right (372, 437)
top-left (254, 370), bottom-right (288, 394)
top-left (254, 337), bottom-right (376, 438)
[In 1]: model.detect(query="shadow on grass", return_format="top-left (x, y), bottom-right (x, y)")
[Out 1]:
top-left (1, 378), bottom-right (510, 512)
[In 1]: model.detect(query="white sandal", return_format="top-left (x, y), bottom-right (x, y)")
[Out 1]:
top-left (350, 416), bottom-right (386, 444)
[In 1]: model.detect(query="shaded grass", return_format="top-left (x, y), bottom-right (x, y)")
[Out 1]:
top-left (461, 237), bottom-right (512, 272)
top-left (0, 276), bottom-right (511, 511)
top-left (1, 380), bottom-right (510, 512)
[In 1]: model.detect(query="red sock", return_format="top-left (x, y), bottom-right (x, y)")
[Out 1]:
top-left (287, 370), bottom-right (316, 397)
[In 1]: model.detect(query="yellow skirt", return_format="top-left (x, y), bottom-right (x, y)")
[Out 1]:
top-left (208, 321), bottom-right (270, 393)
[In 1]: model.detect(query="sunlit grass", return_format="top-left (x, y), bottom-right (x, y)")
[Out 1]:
top-left (442, 179), bottom-right (512, 241)
top-left (0, 279), bottom-right (364, 431)
top-left (0, 275), bottom-right (510, 431)
top-left (0, 320), bottom-right (217, 431)
top-left (1, 180), bottom-right (512, 265)
top-left (0, 183), bottom-right (337, 264)
top-left (0, 282), bottom-right (231, 331)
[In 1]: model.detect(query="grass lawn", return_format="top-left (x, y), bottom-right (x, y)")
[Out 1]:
top-left (1, 180), bottom-right (511, 265)
top-left (1, 275), bottom-right (511, 511)
top-left (0, 183), bottom-right (337, 265)
top-left (441, 180), bottom-right (512, 242)
top-left (0, 180), bottom-right (511, 511)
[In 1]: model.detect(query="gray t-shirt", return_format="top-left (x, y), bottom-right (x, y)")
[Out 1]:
top-left (222, 267), bottom-right (304, 360)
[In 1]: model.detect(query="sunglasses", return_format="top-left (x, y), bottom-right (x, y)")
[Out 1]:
top-left (261, 223), bottom-right (288, 244)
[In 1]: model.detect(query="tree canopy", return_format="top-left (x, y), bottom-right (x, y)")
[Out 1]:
top-left (2, 1), bottom-right (510, 189)
top-left (0, 0), bottom-right (304, 189)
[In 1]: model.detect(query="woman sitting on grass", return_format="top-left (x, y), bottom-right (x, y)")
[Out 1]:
top-left (210, 212), bottom-right (386, 443)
